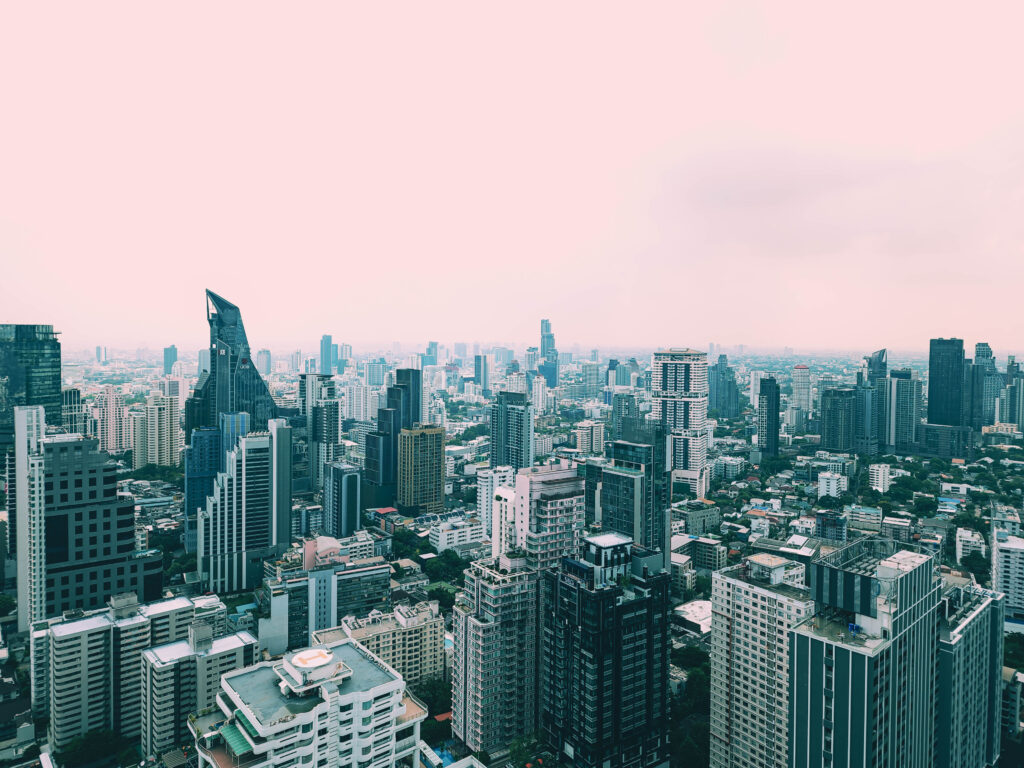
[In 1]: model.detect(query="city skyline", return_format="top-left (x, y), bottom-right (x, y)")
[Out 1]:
top-left (3, 5), bottom-right (1024, 351)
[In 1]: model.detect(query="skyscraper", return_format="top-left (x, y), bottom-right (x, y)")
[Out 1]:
top-left (323, 461), bottom-right (361, 538)
top-left (12, 407), bottom-right (163, 632)
top-left (397, 425), bottom-right (445, 516)
top-left (183, 426), bottom-right (220, 554)
top-left (320, 333), bottom-right (333, 375)
top-left (0, 324), bottom-right (62, 460)
top-left (540, 318), bottom-right (556, 359)
top-left (197, 418), bottom-right (292, 592)
top-left (474, 354), bottom-right (491, 396)
top-left (885, 369), bottom-right (922, 452)
top-left (651, 349), bottom-right (709, 498)
top-left (820, 387), bottom-right (856, 452)
top-left (163, 344), bottom-right (177, 375)
top-left (300, 373), bottom-right (341, 489)
top-left (710, 554), bottom-right (814, 768)
top-left (539, 534), bottom-right (671, 768)
top-left (476, 465), bottom-right (515, 534)
top-left (452, 553), bottom-right (539, 755)
top-left (789, 540), bottom-right (941, 767)
top-left (792, 364), bottom-right (812, 412)
top-left (507, 462), bottom-right (585, 570)
top-left (95, 385), bottom-right (131, 453)
top-left (185, 290), bottom-right (277, 441)
top-left (928, 337), bottom-right (965, 427)
top-left (490, 391), bottom-right (534, 470)
top-left (133, 393), bottom-right (181, 469)
top-left (61, 387), bottom-right (88, 435)
top-left (255, 348), bottom-right (272, 375)
top-left (709, 354), bottom-right (741, 418)
top-left (757, 376), bottom-right (780, 457)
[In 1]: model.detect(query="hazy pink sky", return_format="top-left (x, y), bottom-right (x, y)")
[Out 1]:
top-left (2, 3), bottom-right (1024, 356)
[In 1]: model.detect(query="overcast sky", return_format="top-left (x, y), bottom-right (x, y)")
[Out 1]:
top-left (2, 3), bottom-right (1023, 357)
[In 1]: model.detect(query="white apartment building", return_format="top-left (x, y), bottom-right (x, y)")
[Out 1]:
top-left (511, 462), bottom-right (585, 570)
top-left (574, 419), bottom-right (605, 454)
top-left (955, 527), bottom-right (987, 564)
top-left (190, 639), bottom-right (426, 768)
top-left (710, 554), bottom-right (815, 768)
top-left (13, 407), bottom-right (46, 633)
top-left (817, 471), bottom-right (848, 498)
top-left (133, 393), bottom-right (181, 469)
top-left (868, 463), bottom-right (891, 493)
top-left (141, 624), bottom-right (257, 757)
top-left (652, 349), bottom-right (710, 498)
top-left (429, 517), bottom-right (484, 552)
top-left (330, 601), bottom-right (445, 686)
top-left (95, 384), bottom-right (132, 453)
top-left (476, 465), bottom-right (514, 534)
top-left (31, 593), bottom-right (227, 752)
top-left (993, 530), bottom-right (1024, 620)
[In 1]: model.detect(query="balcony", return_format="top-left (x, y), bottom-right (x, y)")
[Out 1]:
top-left (397, 692), bottom-right (428, 725)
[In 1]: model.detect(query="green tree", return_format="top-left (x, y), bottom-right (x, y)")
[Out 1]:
top-left (0, 594), bottom-right (15, 616)
top-left (960, 551), bottom-right (990, 584)
top-left (412, 676), bottom-right (453, 715)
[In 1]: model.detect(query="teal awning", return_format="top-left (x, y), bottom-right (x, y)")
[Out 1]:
top-left (221, 722), bottom-right (253, 756)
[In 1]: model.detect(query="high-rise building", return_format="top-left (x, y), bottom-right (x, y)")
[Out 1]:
top-left (323, 461), bottom-right (361, 538)
top-left (592, 423), bottom-right (671, 566)
top-left (189, 639), bottom-right (425, 768)
top-left (531, 374), bottom-right (548, 414)
top-left (453, 553), bottom-right (540, 754)
top-left (0, 324), bottom-right (62, 461)
top-left (539, 534), bottom-right (671, 768)
top-left (94, 385), bottom-right (131, 453)
top-left (710, 554), bottom-right (815, 768)
top-left (581, 361), bottom-right (602, 398)
top-left (197, 419), bottom-right (292, 593)
top-left (300, 373), bottom-right (341, 489)
top-left (185, 290), bottom-right (277, 441)
top-left (574, 419), bottom-right (605, 454)
top-left (13, 406), bottom-right (46, 632)
top-left (757, 376), bottom-right (780, 457)
top-left (31, 593), bottom-right (229, 752)
top-left (540, 318), bottom-right (556, 360)
top-left (331, 601), bottom-right (444, 686)
top-left (651, 349), bottom-right (709, 498)
top-left (397, 425), bottom-right (445, 516)
top-left (141, 624), bottom-right (257, 757)
top-left (490, 391), bottom-right (534, 470)
top-left (820, 388), bottom-right (856, 452)
top-left (218, 411), bottom-right (250, 472)
top-left (789, 540), bottom-right (941, 767)
top-left (884, 368), bottom-right (922, 452)
top-left (183, 426), bottom-right (220, 554)
top-left (936, 583), bottom-right (1004, 768)
top-left (363, 369), bottom-right (422, 507)
top-left (163, 344), bottom-right (177, 375)
top-left (474, 354), bottom-right (491, 396)
top-left (502, 462), bottom-right (585, 570)
top-left (792, 364), bottom-right (812, 412)
top-left (320, 333), bottom-right (333, 375)
top-left (709, 354), bottom-right (741, 418)
top-left (928, 337), bottom-right (966, 427)
top-left (993, 528), bottom-right (1024, 621)
top-left (11, 407), bottom-right (163, 632)
top-left (61, 387), bottom-right (89, 435)
top-left (133, 393), bottom-right (181, 469)
top-left (255, 348), bottom-right (271, 375)
top-left (476, 465), bottom-right (514, 535)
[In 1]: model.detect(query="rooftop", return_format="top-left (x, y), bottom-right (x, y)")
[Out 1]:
top-left (587, 531), bottom-right (633, 549)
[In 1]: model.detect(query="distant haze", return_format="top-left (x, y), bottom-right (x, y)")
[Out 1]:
top-left (2, 3), bottom-right (1023, 354)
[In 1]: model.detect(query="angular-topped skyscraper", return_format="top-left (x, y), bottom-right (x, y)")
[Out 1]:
top-left (185, 291), bottom-right (277, 441)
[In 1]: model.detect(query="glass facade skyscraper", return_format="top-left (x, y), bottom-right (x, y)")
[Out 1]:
top-left (184, 290), bottom-right (276, 441)
top-left (928, 337), bottom-right (965, 427)
top-left (0, 324), bottom-right (62, 458)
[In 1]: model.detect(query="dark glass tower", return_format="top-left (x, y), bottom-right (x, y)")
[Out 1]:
top-left (319, 334), bottom-right (333, 375)
top-left (0, 324), bottom-right (62, 457)
top-left (821, 388), bottom-right (856, 451)
top-left (183, 426), bottom-right (221, 553)
top-left (489, 391), bottom-right (534, 470)
top-left (539, 534), bottom-right (671, 768)
top-left (185, 291), bottom-right (277, 441)
top-left (928, 338), bottom-right (965, 427)
top-left (757, 376), bottom-right (780, 457)
top-left (709, 354), bottom-right (740, 418)
top-left (362, 368), bottom-right (421, 507)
